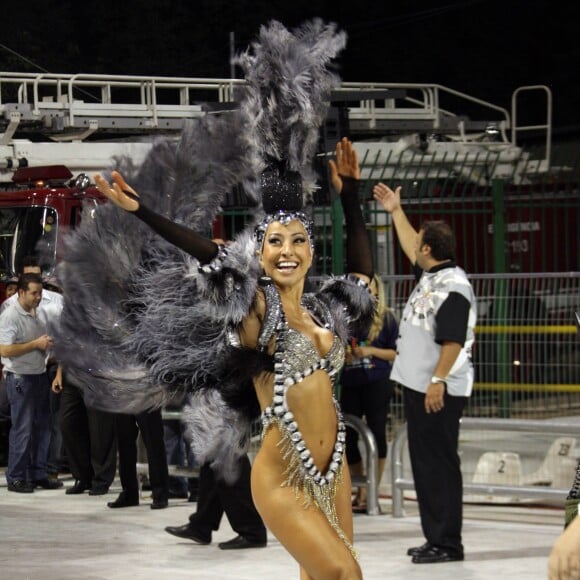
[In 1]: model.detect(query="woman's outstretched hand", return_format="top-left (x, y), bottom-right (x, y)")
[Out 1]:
top-left (94, 171), bottom-right (140, 212)
top-left (328, 137), bottom-right (360, 194)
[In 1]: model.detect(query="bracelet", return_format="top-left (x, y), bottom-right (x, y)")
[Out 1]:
top-left (431, 375), bottom-right (447, 386)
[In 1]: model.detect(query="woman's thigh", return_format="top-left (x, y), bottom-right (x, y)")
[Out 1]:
top-left (252, 459), bottom-right (361, 580)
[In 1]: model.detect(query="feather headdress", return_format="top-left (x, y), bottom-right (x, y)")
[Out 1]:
top-left (236, 19), bottom-right (347, 205)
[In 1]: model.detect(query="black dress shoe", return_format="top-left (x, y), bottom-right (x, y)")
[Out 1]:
top-left (151, 497), bottom-right (168, 510)
top-left (407, 541), bottom-right (432, 556)
top-left (7, 480), bottom-right (34, 493)
top-left (164, 524), bottom-right (210, 544)
top-left (411, 545), bottom-right (464, 564)
top-left (107, 492), bottom-right (139, 508)
top-left (88, 486), bottom-right (109, 496)
top-left (218, 535), bottom-right (267, 550)
top-left (66, 480), bottom-right (90, 495)
top-left (33, 478), bottom-right (63, 489)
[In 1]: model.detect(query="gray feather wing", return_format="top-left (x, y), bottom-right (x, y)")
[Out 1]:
top-left (53, 114), bottom-right (258, 413)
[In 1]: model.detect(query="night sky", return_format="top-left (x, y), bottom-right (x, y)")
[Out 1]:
top-left (1, 0), bottom-right (578, 132)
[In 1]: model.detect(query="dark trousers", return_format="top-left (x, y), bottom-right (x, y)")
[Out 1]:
top-left (60, 381), bottom-right (117, 489)
top-left (403, 386), bottom-right (467, 555)
top-left (0, 376), bottom-right (11, 467)
top-left (189, 456), bottom-right (266, 543)
top-left (163, 416), bottom-right (197, 495)
top-left (115, 410), bottom-right (169, 501)
top-left (341, 377), bottom-right (394, 463)
top-left (46, 364), bottom-right (62, 474)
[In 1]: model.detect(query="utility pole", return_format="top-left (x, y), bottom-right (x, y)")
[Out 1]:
top-left (229, 32), bottom-right (235, 79)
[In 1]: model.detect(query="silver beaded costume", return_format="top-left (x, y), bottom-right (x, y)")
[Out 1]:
top-left (258, 282), bottom-right (357, 556)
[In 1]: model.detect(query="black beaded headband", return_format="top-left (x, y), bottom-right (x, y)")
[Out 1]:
top-left (254, 210), bottom-right (314, 254)
top-left (254, 162), bottom-right (314, 252)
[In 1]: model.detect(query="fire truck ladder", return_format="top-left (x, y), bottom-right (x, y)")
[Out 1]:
top-left (0, 72), bottom-right (553, 183)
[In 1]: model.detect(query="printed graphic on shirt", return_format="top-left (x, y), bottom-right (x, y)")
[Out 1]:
top-left (407, 280), bottom-right (439, 331)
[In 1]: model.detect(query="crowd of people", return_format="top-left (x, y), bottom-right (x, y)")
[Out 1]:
top-left (0, 270), bottom-right (268, 550)
top-left (0, 261), bottom-right (202, 507)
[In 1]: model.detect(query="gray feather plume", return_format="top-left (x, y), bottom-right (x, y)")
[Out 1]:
top-left (182, 390), bottom-right (253, 484)
top-left (235, 19), bottom-right (347, 201)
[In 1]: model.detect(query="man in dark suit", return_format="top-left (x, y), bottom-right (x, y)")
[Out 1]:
top-left (165, 455), bottom-right (267, 549)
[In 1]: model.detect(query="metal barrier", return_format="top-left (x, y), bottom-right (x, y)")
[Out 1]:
top-left (344, 414), bottom-right (380, 516)
top-left (144, 410), bottom-right (380, 514)
top-left (390, 417), bottom-right (580, 517)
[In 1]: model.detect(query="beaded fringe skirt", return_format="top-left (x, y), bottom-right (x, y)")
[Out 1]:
top-left (264, 420), bottom-right (358, 561)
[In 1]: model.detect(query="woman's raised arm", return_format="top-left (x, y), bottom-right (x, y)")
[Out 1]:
top-left (329, 138), bottom-right (373, 283)
top-left (94, 171), bottom-right (219, 264)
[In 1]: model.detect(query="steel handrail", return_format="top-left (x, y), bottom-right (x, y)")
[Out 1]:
top-left (156, 409), bottom-right (380, 515)
top-left (391, 417), bottom-right (580, 517)
top-left (511, 85), bottom-right (552, 165)
top-left (343, 414), bottom-right (380, 515)
top-left (1, 72), bottom-right (513, 136)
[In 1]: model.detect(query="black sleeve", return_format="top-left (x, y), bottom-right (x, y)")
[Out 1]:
top-left (134, 203), bottom-right (219, 264)
top-left (339, 177), bottom-right (373, 278)
top-left (435, 292), bottom-right (470, 345)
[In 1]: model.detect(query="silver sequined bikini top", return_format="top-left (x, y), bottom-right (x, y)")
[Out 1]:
top-left (259, 281), bottom-right (345, 416)
top-left (257, 281), bottom-right (345, 387)
top-left (283, 328), bottom-right (344, 386)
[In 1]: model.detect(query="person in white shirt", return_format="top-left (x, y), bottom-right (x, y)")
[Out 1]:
top-left (1, 257), bottom-right (63, 316)
top-left (0, 273), bottom-right (59, 492)
top-left (374, 182), bottom-right (476, 565)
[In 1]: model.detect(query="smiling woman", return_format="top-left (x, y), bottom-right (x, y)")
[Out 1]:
top-left (259, 221), bottom-right (313, 287)
top-left (91, 137), bottom-right (374, 578)
top-left (86, 144), bottom-right (374, 578)
top-left (54, 21), bottom-right (375, 580)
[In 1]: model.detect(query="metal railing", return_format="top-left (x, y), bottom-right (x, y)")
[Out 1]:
top-left (390, 417), bottom-right (580, 517)
top-left (1, 72), bottom-right (525, 142)
top-left (151, 410), bottom-right (381, 514)
top-left (380, 273), bottom-right (580, 424)
top-left (0, 73), bottom-right (509, 124)
top-left (344, 415), bottom-right (380, 515)
top-left (300, 273), bottom-right (579, 423)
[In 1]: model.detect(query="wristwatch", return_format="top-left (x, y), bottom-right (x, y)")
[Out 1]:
top-left (431, 375), bottom-right (447, 386)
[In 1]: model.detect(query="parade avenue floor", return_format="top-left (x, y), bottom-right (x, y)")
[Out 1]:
top-left (0, 476), bottom-right (562, 579)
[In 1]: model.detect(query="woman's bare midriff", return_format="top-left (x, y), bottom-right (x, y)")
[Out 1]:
top-left (254, 369), bottom-right (339, 483)
top-left (250, 369), bottom-right (359, 576)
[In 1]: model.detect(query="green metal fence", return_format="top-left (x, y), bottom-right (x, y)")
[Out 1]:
top-left (215, 142), bottom-right (579, 422)
top-left (357, 142), bottom-right (578, 276)
top-left (383, 273), bottom-right (579, 428)
top-left (219, 143), bottom-right (579, 276)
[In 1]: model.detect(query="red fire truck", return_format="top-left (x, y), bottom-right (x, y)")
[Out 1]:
top-left (0, 72), bottom-right (572, 287)
top-left (0, 165), bottom-right (105, 297)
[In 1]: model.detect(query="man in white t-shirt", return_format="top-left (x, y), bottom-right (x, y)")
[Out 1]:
top-left (0, 273), bottom-right (59, 492)
top-left (374, 182), bottom-right (476, 565)
top-left (1, 257), bottom-right (64, 483)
